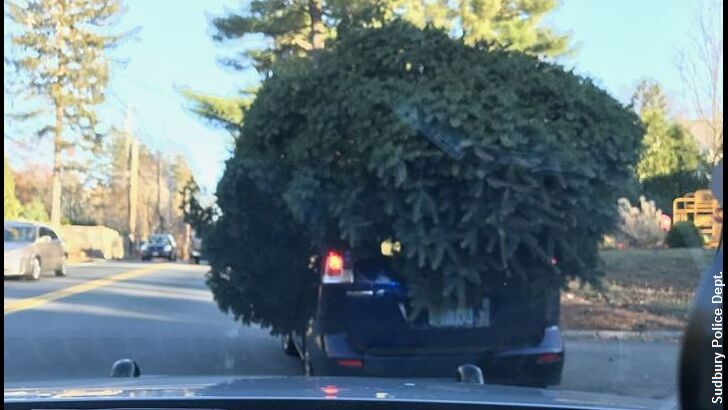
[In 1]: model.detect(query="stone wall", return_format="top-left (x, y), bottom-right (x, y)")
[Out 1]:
top-left (55, 225), bottom-right (125, 262)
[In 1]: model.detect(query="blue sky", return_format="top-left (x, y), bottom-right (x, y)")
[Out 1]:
top-left (546, 0), bottom-right (696, 107)
top-left (4, 0), bottom-right (705, 193)
top-left (97, 0), bottom-right (256, 194)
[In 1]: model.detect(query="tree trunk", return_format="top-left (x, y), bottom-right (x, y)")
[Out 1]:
top-left (50, 104), bottom-right (63, 226)
top-left (128, 138), bottom-right (139, 251)
top-left (308, 0), bottom-right (325, 50)
top-left (157, 152), bottom-right (164, 232)
top-left (183, 223), bottom-right (191, 261)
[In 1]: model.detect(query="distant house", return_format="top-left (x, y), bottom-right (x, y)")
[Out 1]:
top-left (678, 119), bottom-right (715, 155)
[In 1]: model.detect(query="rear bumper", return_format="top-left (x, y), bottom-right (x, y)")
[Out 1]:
top-left (313, 326), bottom-right (564, 386)
top-left (142, 250), bottom-right (173, 258)
top-left (3, 270), bottom-right (25, 277)
top-left (4, 258), bottom-right (26, 277)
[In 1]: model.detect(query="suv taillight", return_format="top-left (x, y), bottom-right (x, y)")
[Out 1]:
top-left (323, 251), bottom-right (353, 284)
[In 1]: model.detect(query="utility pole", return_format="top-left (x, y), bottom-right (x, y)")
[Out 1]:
top-left (183, 222), bottom-right (191, 261)
top-left (126, 105), bottom-right (139, 257)
top-left (157, 150), bottom-right (164, 232)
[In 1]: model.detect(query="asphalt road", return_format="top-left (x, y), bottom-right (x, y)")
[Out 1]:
top-left (4, 261), bottom-right (680, 402)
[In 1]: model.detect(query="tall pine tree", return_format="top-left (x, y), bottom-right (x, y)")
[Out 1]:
top-left (186, 0), bottom-right (571, 129)
top-left (211, 0), bottom-right (570, 75)
top-left (6, 0), bottom-right (126, 225)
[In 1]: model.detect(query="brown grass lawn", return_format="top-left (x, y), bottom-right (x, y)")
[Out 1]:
top-left (560, 248), bottom-right (717, 331)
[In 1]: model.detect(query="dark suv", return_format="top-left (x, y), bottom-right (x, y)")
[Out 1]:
top-left (141, 234), bottom-right (178, 262)
top-left (285, 248), bottom-right (564, 387)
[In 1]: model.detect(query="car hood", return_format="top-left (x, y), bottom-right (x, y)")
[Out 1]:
top-left (4, 242), bottom-right (31, 254)
top-left (4, 375), bottom-right (676, 409)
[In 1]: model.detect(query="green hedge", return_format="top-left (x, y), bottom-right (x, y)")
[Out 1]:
top-left (640, 170), bottom-right (710, 215)
top-left (665, 221), bottom-right (704, 248)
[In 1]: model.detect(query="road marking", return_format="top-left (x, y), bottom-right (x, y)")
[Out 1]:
top-left (4, 264), bottom-right (171, 315)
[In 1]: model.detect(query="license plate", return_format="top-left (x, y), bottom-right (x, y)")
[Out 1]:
top-left (152, 252), bottom-right (159, 256)
top-left (428, 298), bottom-right (490, 328)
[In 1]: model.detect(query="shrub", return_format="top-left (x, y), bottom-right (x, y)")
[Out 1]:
top-left (640, 170), bottom-right (710, 216)
top-left (19, 198), bottom-right (50, 223)
top-left (665, 221), bottom-right (704, 248)
top-left (616, 196), bottom-right (666, 248)
top-left (205, 21), bottom-right (643, 334)
top-left (4, 156), bottom-right (22, 219)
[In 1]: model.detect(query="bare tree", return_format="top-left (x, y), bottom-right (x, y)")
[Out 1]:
top-left (676, 0), bottom-right (723, 165)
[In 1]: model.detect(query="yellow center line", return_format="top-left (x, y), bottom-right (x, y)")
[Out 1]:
top-left (4, 263), bottom-right (172, 315)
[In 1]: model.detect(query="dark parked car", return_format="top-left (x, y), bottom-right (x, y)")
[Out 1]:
top-left (141, 234), bottom-right (177, 262)
top-left (284, 246), bottom-right (564, 387)
top-left (188, 233), bottom-right (203, 264)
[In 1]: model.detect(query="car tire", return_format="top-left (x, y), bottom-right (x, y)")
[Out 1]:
top-left (55, 255), bottom-right (67, 277)
top-left (282, 335), bottom-right (298, 357)
top-left (194, 257), bottom-right (200, 265)
top-left (25, 257), bottom-right (41, 281)
top-left (141, 256), bottom-right (150, 262)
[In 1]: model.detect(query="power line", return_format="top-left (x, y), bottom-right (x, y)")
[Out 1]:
top-left (130, 106), bottom-right (161, 150)
top-left (105, 89), bottom-right (161, 151)
top-left (108, 72), bottom-right (194, 152)
top-left (113, 71), bottom-right (182, 101)
top-left (107, 90), bottom-right (128, 112)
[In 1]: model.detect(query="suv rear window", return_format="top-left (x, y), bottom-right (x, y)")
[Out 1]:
top-left (149, 235), bottom-right (170, 244)
top-left (354, 257), bottom-right (401, 284)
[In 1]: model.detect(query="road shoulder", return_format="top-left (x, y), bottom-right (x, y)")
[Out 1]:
top-left (562, 329), bottom-right (683, 343)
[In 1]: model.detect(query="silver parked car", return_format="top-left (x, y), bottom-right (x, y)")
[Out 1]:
top-left (4, 220), bottom-right (67, 280)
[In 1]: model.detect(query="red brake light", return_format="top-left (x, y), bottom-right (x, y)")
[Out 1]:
top-left (537, 353), bottom-right (562, 364)
top-left (321, 385), bottom-right (340, 395)
top-left (337, 359), bottom-right (363, 368)
top-left (326, 252), bottom-right (344, 275)
top-left (322, 250), bottom-right (353, 284)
